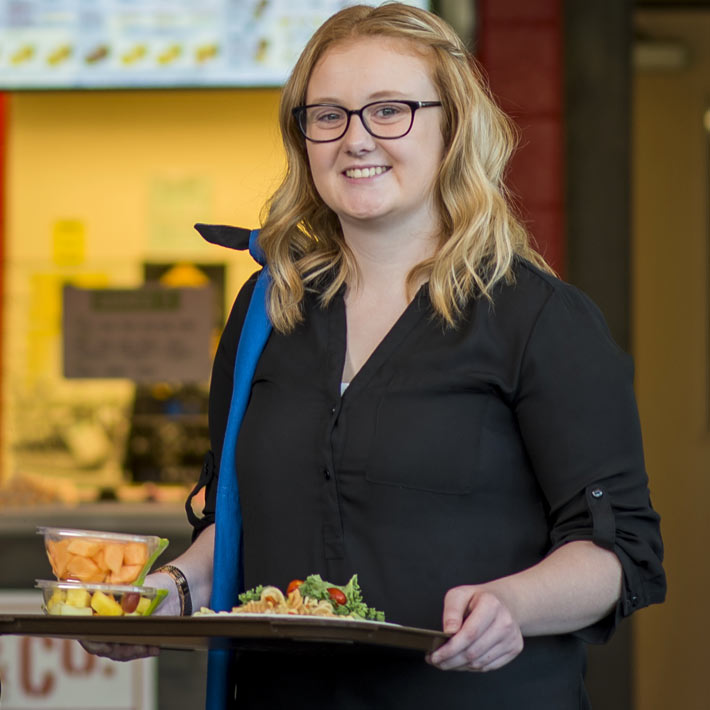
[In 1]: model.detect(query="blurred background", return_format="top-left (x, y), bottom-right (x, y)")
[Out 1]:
top-left (0, 0), bottom-right (707, 708)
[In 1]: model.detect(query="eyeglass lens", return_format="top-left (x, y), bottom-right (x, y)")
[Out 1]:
top-left (300, 102), bottom-right (414, 141)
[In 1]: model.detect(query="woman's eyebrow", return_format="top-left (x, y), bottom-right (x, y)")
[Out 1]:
top-left (306, 96), bottom-right (343, 104)
top-left (368, 90), bottom-right (409, 100)
top-left (306, 90), bottom-right (411, 104)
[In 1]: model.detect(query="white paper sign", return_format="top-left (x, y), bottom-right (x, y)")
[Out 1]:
top-left (0, 591), bottom-right (156, 710)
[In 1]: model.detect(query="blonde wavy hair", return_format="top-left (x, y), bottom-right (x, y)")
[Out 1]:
top-left (259, 2), bottom-right (553, 333)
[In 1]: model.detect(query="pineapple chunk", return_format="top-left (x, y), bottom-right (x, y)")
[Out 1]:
top-left (66, 587), bottom-right (91, 608)
top-left (57, 603), bottom-right (93, 616)
top-left (90, 590), bottom-right (123, 616)
top-left (135, 596), bottom-right (152, 615)
top-left (46, 588), bottom-right (66, 612)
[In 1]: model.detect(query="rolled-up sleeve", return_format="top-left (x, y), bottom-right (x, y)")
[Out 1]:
top-left (514, 285), bottom-right (666, 642)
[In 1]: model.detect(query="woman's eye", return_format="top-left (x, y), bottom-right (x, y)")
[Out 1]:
top-left (314, 111), bottom-right (344, 124)
top-left (373, 104), bottom-right (404, 119)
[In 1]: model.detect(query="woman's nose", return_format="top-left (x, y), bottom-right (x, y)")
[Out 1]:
top-left (341, 113), bottom-right (376, 153)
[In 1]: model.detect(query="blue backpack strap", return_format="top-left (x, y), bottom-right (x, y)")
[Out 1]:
top-left (248, 228), bottom-right (266, 266)
top-left (196, 225), bottom-right (271, 709)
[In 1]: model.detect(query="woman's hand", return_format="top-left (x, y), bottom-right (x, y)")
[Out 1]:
top-left (79, 640), bottom-right (160, 661)
top-left (426, 586), bottom-right (523, 672)
top-left (80, 570), bottom-right (179, 662)
top-left (427, 541), bottom-right (623, 673)
top-left (81, 523), bottom-right (216, 663)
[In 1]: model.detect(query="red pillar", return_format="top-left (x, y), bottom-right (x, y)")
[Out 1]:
top-left (476, 0), bottom-right (565, 275)
top-left (0, 92), bottom-right (5, 473)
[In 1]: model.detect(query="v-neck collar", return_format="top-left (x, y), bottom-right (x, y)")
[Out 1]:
top-left (328, 284), bottom-right (430, 400)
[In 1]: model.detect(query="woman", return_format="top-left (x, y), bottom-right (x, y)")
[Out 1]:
top-left (90, 4), bottom-right (665, 708)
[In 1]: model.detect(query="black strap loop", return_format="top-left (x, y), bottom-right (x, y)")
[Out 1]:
top-left (185, 450), bottom-right (216, 529)
top-left (585, 484), bottom-right (616, 550)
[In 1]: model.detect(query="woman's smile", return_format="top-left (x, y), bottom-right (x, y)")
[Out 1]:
top-left (343, 165), bottom-right (392, 179)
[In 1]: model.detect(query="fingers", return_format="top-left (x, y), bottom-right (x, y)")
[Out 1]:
top-left (427, 589), bottom-right (523, 673)
top-left (440, 586), bottom-right (473, 634)
top-left (80, 640), bottom-right (160, 662)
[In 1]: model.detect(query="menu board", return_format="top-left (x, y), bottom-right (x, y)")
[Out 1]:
top-left (0, 0), bottom-right (430, 89)
top-left (63, 285), bottom-right (214, 382)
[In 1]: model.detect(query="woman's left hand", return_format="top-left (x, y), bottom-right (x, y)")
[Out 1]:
top-left (426, 586), bottom-right (523, 672)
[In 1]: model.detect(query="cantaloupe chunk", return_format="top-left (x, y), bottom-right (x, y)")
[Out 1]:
top-left (90, 567), bottom-right (107, 583)
top-left (123, 542), bottom-right (148, 567)
top-left (108, 564), bottom-right (142, 585)
top-left (47, 539), bottom-right (72, 578)
top-left (65, 555), bottom-right (101, 583)
top-left (66, 539), bottom-right (102, 558)
top-left (92, 547), bottom-right (106, 572)
top-left (45, 534), bottom-right (160, 584)
top-left (104, 543), bottom-right (124, 574)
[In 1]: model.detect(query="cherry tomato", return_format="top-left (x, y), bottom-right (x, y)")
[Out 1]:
top-left (286, 579), bottom-right (303, 595)
top-left (327, 588), bottom-right (347, 606)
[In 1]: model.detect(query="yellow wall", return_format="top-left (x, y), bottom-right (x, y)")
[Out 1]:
top-left (6, 88), bottom-right (283, 287)
top-left (633, 11), bottom-right (710, 710)
top-left (2, 89), bottom-right (284, 484)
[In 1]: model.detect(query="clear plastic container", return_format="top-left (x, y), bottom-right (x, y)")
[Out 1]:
top-left (37, 526), bottom-right (168, 586)
top-left (36, 579), bottom-right (168, 617)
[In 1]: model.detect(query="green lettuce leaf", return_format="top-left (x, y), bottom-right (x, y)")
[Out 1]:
top-left (238, 585), bottom-right (264, 604)
top-left (298, 574), bottom-right (385, 621)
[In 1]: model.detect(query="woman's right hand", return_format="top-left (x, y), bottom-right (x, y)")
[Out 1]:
top-left (80, 570), bottom-right (179, 662)
top-left (79, 640), bottom-right (160, 661)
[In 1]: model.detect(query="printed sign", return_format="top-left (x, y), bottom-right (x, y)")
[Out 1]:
top-left (0, 591), bottom-right (156, 710)
top-left (62, 285), bottom-right (214, 383)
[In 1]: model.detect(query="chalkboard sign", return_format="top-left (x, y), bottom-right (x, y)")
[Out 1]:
top-left (62, 285), bottom-right (214, 382)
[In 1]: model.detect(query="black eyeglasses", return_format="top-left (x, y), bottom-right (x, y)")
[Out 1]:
top-left (292, 100), bottom-right (442, 143)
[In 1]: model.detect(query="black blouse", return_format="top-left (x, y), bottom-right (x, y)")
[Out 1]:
top-left (189, 258), bottom-right (665, 709)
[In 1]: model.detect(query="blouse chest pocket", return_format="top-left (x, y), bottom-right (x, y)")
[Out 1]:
top-left (365, 389), bottom-right (489, 495)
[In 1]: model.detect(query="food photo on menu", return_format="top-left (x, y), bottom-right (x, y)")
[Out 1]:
top-left (0, 2), bottom-right (670, 710)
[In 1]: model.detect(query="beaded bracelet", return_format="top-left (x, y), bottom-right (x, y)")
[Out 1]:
top-left (154, 564), bottom-right (192, 616)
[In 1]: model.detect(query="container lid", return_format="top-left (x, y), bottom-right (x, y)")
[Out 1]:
top-left (36, 526), bottom-right (161, 544)
top-left (35, 578), bottom-right (158, 595)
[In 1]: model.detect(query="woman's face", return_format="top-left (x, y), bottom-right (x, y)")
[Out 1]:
top-left (304, 37), bottom-right (444, 234)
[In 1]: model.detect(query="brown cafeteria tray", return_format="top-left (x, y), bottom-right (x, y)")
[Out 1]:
top-left (0, 614), bottom-right (449, 654)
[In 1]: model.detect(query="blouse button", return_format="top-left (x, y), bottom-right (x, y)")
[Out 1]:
top-left (591, 488), bottom-right (604, 498)
top-left (323, 469), bottom-right (332, 481)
